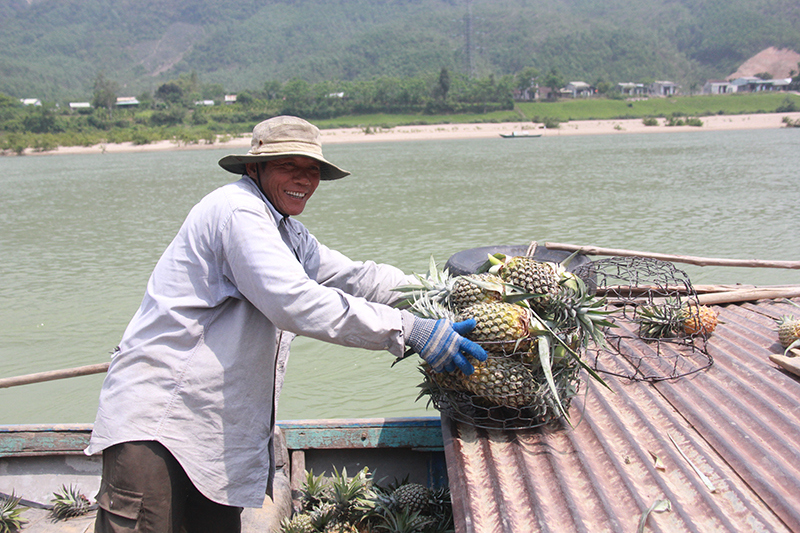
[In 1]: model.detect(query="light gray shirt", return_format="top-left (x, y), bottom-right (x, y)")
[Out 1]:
top-left (86, 177), bottom-right (411, 507)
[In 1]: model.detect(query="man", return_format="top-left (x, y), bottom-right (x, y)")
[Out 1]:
top-left (86, 115), bottom-right (486, 532)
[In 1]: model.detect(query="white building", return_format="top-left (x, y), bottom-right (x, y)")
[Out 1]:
top-left (702, 80), bottom-right (732, 95)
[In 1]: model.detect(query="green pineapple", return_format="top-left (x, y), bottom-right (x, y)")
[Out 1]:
top-left (300, 470), bottom-right (329, 512)
top-left (391, 483), bottom-right (431, 515)
top-left (375, 507), bottom-right (434, 533)
top-left (464, 356), bottom-right (535, 408)
top-left (490, 256), bottom-right (560, 311)
top-left (328, 467), bottom-right (373, 524)
top-left (447, 273), bottom-right (505, 313)
top-left (280, 513), bottom-right (317, 533)
top-left (51, 484), bottom-right (92, 519)
top-left (456, 301), bottom-right (533, 354)
top-left (0, 492), bottom-right (26, 533)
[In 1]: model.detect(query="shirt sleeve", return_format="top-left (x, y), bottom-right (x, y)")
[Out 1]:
top-left (315, 243), bottom-right (416, 307)
top-left (219, 204), bottom-right (406, 357)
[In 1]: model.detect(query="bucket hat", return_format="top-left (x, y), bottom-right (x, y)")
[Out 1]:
top-left (218, 116), bottom-right (349, 180)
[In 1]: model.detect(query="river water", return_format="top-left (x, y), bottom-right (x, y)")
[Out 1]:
top-left (1, 127), bottom-right (799, 425)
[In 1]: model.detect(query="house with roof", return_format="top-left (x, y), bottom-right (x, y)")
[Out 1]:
top-left (565, 81), bottom-right (593, 97)
top-left (649, 81), bottom-right (678, 96)
top-left (617, 82), bottom-right (646, 96)
top-left (115, 97), bottom-right (140, 107)
top-left (702, 80), bottom-right (733, 95)
top-left (69, 102), bottom-right (92, 110)
top-left (224, 94), bottom-right (237, 104)
top-left (20, 98), bottom-right (42, 106)
top-left (729, 77), bottom-right (768, 92)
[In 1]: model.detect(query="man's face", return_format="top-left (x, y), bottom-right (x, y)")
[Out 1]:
top-left (249, 156), bottom-right (321, 216)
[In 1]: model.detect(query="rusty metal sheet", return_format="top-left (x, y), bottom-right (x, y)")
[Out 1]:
top-left (443, 298), bottom-right (800, 533)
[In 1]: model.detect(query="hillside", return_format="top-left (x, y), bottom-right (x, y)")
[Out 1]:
top-left (1, 0), bottom-right (799, 101)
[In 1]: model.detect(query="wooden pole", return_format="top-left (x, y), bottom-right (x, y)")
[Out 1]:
top-left (0, 362), bottom-right (109, 389)
top-left (545, 242), bottom-right (800, 270)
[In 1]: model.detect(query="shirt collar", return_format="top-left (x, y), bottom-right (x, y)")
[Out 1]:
top-left (245, 176), bottom-right (303, 254)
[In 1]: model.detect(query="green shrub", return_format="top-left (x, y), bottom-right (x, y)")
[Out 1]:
top-left (642, 117), bottom-right (658, 126)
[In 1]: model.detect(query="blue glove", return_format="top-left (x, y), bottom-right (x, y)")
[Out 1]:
top-left (405, 315), bottom-right (487, 375)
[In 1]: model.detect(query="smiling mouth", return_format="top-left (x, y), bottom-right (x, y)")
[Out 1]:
top-left (286, 191), bottom-right (306, 199)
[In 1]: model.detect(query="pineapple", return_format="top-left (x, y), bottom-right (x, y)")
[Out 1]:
top-left (0, 492), bottom-right (26, 533)
top-left (422, 362), bottom-right (467, 392)
top-left (391, 483), bottom-right (431, 515)
top-left (51, 484), bottom-right (92, 519)
top-left (636, 301), bottom-right (718, 339)
top-left (448, 273), bottom-right (505, 313)
top-left (464, 356), bottom-right (535, 408)
top-left (679, 304), bottom-right (718, 336)
top-left (775, 314), bottom-right (800, 352)
top-left (280, 513), bottom-right (317, 533)
top-left (490, 256), bottom-right (560, 311)
top-left (457, 301), bottom-right (533, 354)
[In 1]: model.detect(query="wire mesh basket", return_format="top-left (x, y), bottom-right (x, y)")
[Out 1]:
top-left (419, 349), bottom-right (582, 430)
top-left (573, 256), bottom-right (714, 382)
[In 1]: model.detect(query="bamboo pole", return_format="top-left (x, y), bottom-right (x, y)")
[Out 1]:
top-left (697, 287), bottom-right (800, 305)
top-left (0, 362), bottom-right (109, 389)
top-left (546, 242), bottom-right (800, 270)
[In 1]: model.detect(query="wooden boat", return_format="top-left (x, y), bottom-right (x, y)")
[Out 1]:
top-left (0, 417), bottom-right (447, 532)
top-left (499, 130), bottom-right (542, 138)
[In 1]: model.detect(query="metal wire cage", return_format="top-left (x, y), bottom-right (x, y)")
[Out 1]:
top-left (573, 256), bottom-right (714, 382)
top-left (418, 349), bottom-right (582, 430)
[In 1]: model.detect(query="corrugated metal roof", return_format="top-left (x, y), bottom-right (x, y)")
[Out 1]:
top-left (442, 297), bottom-right (800, 533)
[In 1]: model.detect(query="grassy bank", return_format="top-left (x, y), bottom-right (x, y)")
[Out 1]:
top-left (515, 92), bottom-right (800, 123)
top-left (309, 93), bottom-right (800, 130)
top-left (3, 92), bottom-right (799, 154)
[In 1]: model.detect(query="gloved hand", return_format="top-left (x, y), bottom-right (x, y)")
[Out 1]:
top-left (402, 311), bottom-right (487, 374)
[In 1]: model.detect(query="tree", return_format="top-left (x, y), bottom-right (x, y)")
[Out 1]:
top-left (156, 82), bottom-right (184, 104)
top-left (92, 73), bottom-right (119, 113)
top-left (542, 68), bottom-right (565, 100)
top-left (515, 67), bottom-right (540, 96)
top-left (437, 67), bottom-right (450, 100)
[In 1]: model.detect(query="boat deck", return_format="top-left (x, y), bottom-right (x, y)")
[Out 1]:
top-left (3, 298), bottom-right (799, 532)
top-left (442, 297), bottom-right (800, 532)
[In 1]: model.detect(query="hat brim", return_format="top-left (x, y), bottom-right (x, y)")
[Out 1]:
top-left (218, 151), bottom-right (349, 180)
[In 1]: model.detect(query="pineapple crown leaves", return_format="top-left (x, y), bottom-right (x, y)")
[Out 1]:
top-left (373, 507), bottom-right (435, 533)
top-left (301, 470), bottom-right (330, 511)
top-left (328, 466), bottom-right (375, 512)
top-left (527, 305), bottom-right (613, 396)
top-left (50, 484), bottom-right (92, 519)
top-left (392, 256), bottom-right (452, 304)
top-left (0, 492), bottom-right (27, 533)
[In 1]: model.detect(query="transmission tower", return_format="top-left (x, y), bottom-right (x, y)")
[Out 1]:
top-left (464, 0), bottom-right (475, 78)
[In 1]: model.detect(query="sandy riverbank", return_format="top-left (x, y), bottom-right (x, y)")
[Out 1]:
top-left (19, 111), bottom-right (800, 157)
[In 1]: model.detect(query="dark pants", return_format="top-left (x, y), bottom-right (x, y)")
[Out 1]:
top-left (94, 441), bottom-right (242, 533)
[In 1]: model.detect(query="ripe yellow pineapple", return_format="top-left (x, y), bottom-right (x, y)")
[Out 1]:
top-left (636, 301), bottom-right (718, 338)
top-left (679, 304), bottom-right (719, 336)
top-left (456, 301), bottom-right (532, 353)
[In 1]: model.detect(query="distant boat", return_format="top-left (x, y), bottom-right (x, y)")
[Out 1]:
top-left (500, 131), bottom-right (542, 138)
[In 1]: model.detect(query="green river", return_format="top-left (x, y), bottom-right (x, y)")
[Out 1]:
top-left (1, 127), bottom-right (798, 424)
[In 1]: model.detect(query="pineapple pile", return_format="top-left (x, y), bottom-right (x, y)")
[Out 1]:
top-left (280, 469), bottom-right (452, 533)
top-left (397, 253), bottom-right (612, 427)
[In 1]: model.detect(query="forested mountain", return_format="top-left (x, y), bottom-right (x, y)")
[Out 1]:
top-left (2, 0), bottom-right (799, 101)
